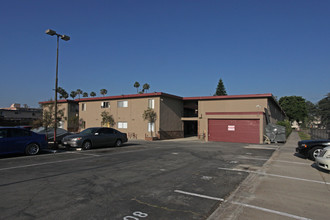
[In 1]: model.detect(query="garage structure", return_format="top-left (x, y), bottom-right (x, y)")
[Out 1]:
top-left (183, 94), bottom-right (285, 144)
top-left (208, 119), bottom-right (260, 143)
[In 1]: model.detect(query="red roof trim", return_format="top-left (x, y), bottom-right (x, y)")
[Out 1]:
top-left (76, 92), bottom-right (183, 102)
top-left (183, 93), bottom-right (273, 101)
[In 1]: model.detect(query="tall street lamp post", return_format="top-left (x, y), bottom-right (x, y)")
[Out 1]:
top-left (45, 29), bottom-right (70, 148)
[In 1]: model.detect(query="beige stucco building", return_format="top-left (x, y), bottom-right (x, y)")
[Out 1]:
top-left (40, 92), bottom-right (285, 144)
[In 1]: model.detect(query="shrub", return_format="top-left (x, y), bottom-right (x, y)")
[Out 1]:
top-left (277, 120), bottom-right (292, 138)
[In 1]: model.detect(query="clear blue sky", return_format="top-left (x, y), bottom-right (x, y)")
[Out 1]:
top-left (1, 0), bottom-right (329, 108)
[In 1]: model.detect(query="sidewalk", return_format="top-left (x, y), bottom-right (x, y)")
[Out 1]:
top-left (208, 131), bottom-right (330, 220)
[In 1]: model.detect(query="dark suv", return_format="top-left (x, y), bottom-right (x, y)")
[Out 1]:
top-left (296, 139), bottom-right (330, 160)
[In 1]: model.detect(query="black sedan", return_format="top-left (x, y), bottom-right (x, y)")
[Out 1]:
top-left (296, 139), bottom-right (330, 160)
top-left (62, 127), bottom-right (128, 150)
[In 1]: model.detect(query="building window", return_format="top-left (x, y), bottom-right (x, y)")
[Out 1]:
top-left (148, 122), bottom-right (155, 132)
top-left (117, 101), bottom-right (128, 108)
top-left (101, 102), bottom-right (110, 108)
top-left (118, 122), bottom-right (128, 129)
top-left (82, 103), bottom-right (86, 111)
top-left (148, 99), bottom-right (155, 109)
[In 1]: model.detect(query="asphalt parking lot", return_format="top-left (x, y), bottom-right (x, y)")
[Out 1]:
top-left (0, 139), bottom-right (278, 220)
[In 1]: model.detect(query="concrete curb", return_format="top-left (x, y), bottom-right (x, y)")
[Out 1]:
top-left (207, 137), bottom-right (288, 219)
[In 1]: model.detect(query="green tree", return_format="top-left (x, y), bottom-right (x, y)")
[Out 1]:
top-left (279, 96), bottom-right (307, 123)
top-left (40, 102), bottom-right (66, 131)
top-left (70, 91), bottom-right (77, 99)
top-left (142, 108), bottom-right (157, 138)
top-left (58, 87), bottom-right (68, 99)
top-left (214, 78), bottom-right (227, 96)
top-left (90, 91), bottom-right (96, 97)
top-left (317, 93), bottom-right (330, 129)
top-left (134, 81), bottom-right (140, 93)
top-left (305, 101), bottom-right (318, 127)
top-left (142, 83), bottom-right (150, 93)
top-left (82, 92), bottom-right (88, 97)
top-left (100, 89), bottom-right (108, 97)
top-left (76, 89), bottom-right (83, 99)
top-left (101, 111), bottom-right (115, 127)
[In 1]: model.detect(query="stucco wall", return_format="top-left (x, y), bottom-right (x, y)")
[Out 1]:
top-left (79, 97), bottom-right (160, 140)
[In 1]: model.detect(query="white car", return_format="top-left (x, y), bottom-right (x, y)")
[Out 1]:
top-left (315, 146), bottom-right (330, 171)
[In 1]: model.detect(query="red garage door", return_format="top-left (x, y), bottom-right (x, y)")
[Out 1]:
top-left (208, 119), bottom-right (260, 144)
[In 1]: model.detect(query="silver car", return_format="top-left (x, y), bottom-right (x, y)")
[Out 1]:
top-left (62, 127), bottom-right (128, 150)
top-left (315, 146), bottom-right (330, 171)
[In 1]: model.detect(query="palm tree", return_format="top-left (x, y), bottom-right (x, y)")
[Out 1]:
top-left (134, 81), bottom-right (140, 93)
top-left (142, 83), bottom-right (150, 93)
top-left (90, 91), bottom-right (96, 97)
top-left (70, 91), bottom-right (77, 99)
top-left (100, 89), bottom-right (108, 97)
top-left (76, 89), bottom-right (83, 99)
top-left (58, 87), bottom-right (68, 99)
top-left (62, 91), bottom-right (69, 99)
top-left (82, 92), bottom-right (88, 97)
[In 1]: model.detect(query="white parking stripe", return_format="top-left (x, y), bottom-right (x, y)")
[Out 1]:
top-left (174, 190), bottom-right (225, 201)
top-left (0, 147), bottom-right (154, 171)
top-left (174, 190), bottom-right (311, 220)
top-left (218, 167), bottom-right (330, 185)
top-left (0, 156), bottom-right (93, 171)
top-left (237, 156), bottom-right (311, 165)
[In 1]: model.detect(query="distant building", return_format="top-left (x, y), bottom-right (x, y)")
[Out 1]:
top-left (0, 103), bottom-right (42, 126)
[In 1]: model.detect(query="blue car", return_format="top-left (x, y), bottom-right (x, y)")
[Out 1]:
top-left (0, 127), bottom-right (48, 156)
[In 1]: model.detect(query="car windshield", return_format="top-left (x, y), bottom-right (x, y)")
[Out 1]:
top-left (80, 128), bottom-right (99, 135)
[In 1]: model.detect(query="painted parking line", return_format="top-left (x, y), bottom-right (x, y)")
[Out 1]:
top-left (0, 156), bottom-right (97, 171)
top-left (0, 147), bottom-right (156, 171)
top-left (174, 190), bottom-right (311, 220)
top-left (237, 156), bottom-right (312, 165)
top-left (218, 167), bottom-right (330, 185)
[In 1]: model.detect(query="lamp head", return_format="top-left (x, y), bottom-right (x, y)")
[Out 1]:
top-left (45, 29), bottom-right (56, 36)
top-left (61, 35), bottom-right (70, 41)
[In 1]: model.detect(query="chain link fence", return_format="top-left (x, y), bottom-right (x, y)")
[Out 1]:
top-left (310, 128), bottom-right (330, 139)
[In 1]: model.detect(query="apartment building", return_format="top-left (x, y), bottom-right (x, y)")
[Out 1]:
top-left (40, 92), bottom-right (285, 144)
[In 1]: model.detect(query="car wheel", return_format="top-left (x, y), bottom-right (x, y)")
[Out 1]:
top-left (115, 139), bottom-right (122, 147)
top-left (309, 147), bottom-right (323, 161)
top-left (82, 141), bottom-right (92, 150)
top-left (25, 143), bottom-right (40, 155)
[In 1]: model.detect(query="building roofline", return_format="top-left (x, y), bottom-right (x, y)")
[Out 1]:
top-left (76, 92), bottom-right (183, 102)
top-left (182, 93), bottom-right (274, 101)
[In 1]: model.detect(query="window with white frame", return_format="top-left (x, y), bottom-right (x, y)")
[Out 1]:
top-left (117, 100), bottom-right (128, 108)
top-left (101, 101), bottom-right (110, 108)
top-left (118, 122), bottom-right (128, 129)
top-left (148, 99), bottom-right (155, 109)
top-left (81, 103), bottom-right (86, 111)
top-left (148, 122), bottom-right (155, 132)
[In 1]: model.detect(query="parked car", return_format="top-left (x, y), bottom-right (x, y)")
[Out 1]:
top-left (315, 146), bottom-right (330, 171)
top-left (32, 127), bottom-right (72, 144)
top-left (296, 139), bottom-right (330, 160)
top-left (62, 127), bottom-right (128, 150)
top-left (0, 127), bottom-right (48, 156)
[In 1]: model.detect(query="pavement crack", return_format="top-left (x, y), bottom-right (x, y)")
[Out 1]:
top-left (131, 197), bottom-right (206, 218)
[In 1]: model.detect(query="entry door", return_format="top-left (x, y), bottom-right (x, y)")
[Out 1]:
top-left (208, 119), bottom-right (260, 144)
